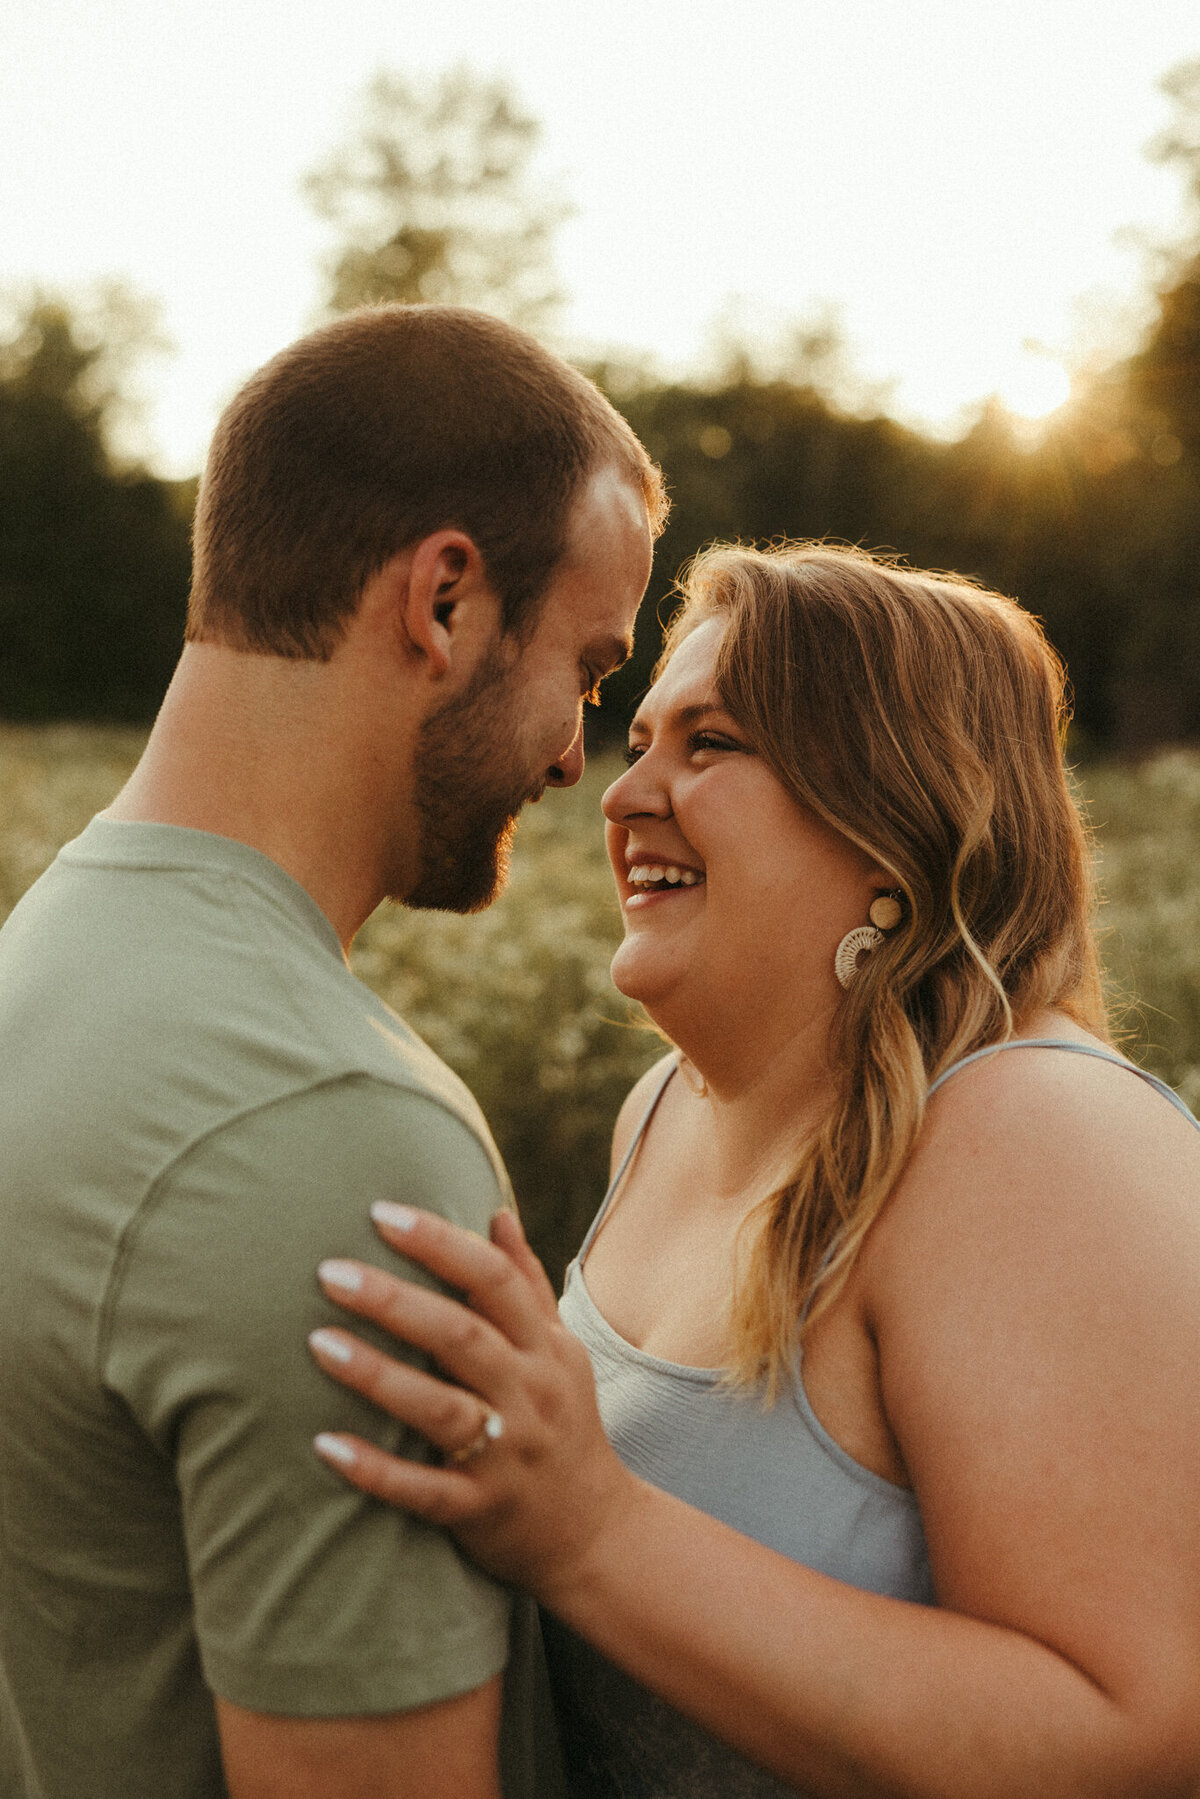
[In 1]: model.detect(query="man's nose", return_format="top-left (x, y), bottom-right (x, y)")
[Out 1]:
top-left (544, 722), bottom-right (585, 789)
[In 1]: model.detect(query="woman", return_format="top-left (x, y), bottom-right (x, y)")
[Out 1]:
top-left (309, 544), bottom-right (1200, 1796)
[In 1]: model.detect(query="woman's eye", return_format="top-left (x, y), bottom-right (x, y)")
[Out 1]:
top-left (622, 731), bottom-right (743, 766)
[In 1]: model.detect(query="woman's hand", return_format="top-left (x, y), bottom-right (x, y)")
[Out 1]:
top-left (308, 1204), bottom-right (640, 1604)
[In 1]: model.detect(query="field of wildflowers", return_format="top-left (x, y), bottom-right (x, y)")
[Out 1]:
top-left (1086, 751), bottom-right (1200, 1114)
top-left (1, 724), bottom-right (1196, 1281)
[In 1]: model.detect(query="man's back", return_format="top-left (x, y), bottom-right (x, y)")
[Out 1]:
top-left (0, 819), bottom-right (532, 1798)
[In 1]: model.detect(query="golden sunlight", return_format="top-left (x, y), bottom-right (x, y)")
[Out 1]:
top-left (993, 350), bottom-right (1073, 422)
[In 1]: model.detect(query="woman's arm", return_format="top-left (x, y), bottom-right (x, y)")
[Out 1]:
top-left (310, 1056), bottom-right (1200, 1797)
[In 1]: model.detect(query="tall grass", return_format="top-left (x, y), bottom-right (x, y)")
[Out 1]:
top-left (1085, 751), bottom-right (1200, 1113)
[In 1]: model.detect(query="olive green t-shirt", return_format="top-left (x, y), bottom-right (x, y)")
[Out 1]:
top-left (0, 819), bottom-right (561, 1799)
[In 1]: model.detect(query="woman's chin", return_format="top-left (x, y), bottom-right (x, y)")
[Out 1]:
top-left (609, 942), bottom-right (677, 1009)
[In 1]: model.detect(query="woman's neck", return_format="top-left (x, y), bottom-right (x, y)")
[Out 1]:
top-left (667, 1009), bottom-right (839, 1202)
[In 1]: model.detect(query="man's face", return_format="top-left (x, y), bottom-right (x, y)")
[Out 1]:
top-left (406, 467), bottom-right (653, 913)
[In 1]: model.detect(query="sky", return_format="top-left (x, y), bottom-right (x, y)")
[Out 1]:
top-left (2, 0), bottom-right (1198, 476)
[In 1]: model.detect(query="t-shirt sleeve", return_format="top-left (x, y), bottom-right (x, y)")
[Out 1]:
top-left (101, 1073), bottom-right (512, 1717)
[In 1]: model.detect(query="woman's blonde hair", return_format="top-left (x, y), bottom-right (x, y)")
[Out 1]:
top-left (660, 542), bottom-right (1108, 1396)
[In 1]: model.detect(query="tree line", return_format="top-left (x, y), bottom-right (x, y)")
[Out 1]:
top-left (1, 63), bottom-right (1197, 752)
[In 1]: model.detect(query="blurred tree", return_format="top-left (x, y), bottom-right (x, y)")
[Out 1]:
top-left (1125, 58), bottom-right (1200, 454)
top-left (589, 366), bottom-right (941, 742)
top-left (583, 60), bottom-right (1200, 758)
top-left (1090, 56), bottom-right (1200, 744)
top-left (589, 367), bottom-right (1138, 750)
top-left (0, 292), bottom-right (191, 721)
top-left (1150, 58), bottom-right (1200, 200)
top-left (306, 67), bottom-right (567, 327)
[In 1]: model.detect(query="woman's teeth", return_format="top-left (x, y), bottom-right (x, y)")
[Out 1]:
top-left (627, 865), bottom-right (703, 889)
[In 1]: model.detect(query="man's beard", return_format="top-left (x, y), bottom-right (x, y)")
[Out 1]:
top-left (405, 641), bottom-right (537, 914)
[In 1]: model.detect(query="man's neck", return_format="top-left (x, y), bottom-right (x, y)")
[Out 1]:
top-left (104, 642), bottom-right (421, 952)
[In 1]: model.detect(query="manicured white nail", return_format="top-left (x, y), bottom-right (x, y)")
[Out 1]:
top-left (371, 1201), bottom-right (417, 1232)
top-left (314, 1433), bottom-right (357, 1467)
top-left (309, 1328), bottom-right (353, 1364)
top-left (318, 1259), bottom-right (364, 1292)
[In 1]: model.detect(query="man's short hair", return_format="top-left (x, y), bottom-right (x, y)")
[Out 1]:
top-left (187, 305), bottom-right (668, 658)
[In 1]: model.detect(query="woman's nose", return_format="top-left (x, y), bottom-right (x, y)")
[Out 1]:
top-left (601, 753), bottom-right (671, 822)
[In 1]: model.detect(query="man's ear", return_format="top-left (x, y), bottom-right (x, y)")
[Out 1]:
top-left (394, 530), bottom-right (500, 680)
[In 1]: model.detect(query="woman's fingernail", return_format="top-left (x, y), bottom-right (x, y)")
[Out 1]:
top-left (318, 1259), bottom-right (364, 1292)
top-left (309, 1328), bottom-right (353, 1364)
top-left (371, 1201), bottom-right (417, 1232)
top-left (314, 1433), bottom-right (358, 1467)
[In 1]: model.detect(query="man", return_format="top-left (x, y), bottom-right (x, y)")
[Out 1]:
top-left (0, 304), bottom-right (664, 1799)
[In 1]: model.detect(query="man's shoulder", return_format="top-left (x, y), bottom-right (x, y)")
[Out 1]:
top-left (0, 827), bottom-right (511, 1302)
top-left (174, 1068), bottom-right (511, 1236)
top-left (96, 1072), bottom-right (514, 1386)
top-left (105, 1072), bottom-right (512, 1466)
top-left (1, 820), bottom-right (499, 1164)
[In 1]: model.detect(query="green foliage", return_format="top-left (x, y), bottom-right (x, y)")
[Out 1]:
top-left (2, 729), bottom-right (1197, 1282)
top-left (306, 68), bottom-right (567, 328)
top-left (0, 295), bottom-right (191, 722)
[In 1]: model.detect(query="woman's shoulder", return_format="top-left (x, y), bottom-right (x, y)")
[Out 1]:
top-left (922, 1023), bottom-right (1197, 1160)
top-left (869, 1019), bottom-right (1200, 1298)
top-left (862, 1022), bottom-right (1200, 1491)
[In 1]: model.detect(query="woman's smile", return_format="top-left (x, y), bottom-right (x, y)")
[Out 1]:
top-left (622, 856), bottom-right (707, 909)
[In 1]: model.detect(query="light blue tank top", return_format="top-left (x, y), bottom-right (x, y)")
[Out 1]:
top-left (548, 1040), bottom-right (1198, 1798)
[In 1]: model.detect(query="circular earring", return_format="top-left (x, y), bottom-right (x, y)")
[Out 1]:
top-left (835, 892), bottom-right (904, 989)
top-left (868, 894), bottom-right (903, 931)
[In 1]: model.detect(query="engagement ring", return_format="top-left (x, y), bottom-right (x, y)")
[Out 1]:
top-left (449, 1408), bottom-right (504, 1465)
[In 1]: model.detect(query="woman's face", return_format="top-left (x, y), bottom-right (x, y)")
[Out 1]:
top-left (601, 618), bottom-right (884, 1058)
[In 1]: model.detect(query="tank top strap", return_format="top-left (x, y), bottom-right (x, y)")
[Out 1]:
top-left (576, 1055), bottom-right (681, 1263)
top-left (927, 1037), bottom-right (1199, 1128)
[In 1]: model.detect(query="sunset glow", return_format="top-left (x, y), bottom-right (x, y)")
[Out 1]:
top-left (1, 0), bottom-right (1197, 474)
top-left (994, 353), bottom-right (1074, 423)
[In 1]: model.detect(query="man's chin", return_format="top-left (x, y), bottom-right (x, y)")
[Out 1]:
top-left (402, 817), bottom-right (518, 914)
top-left (401, 871), bottom-right (509, 915)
